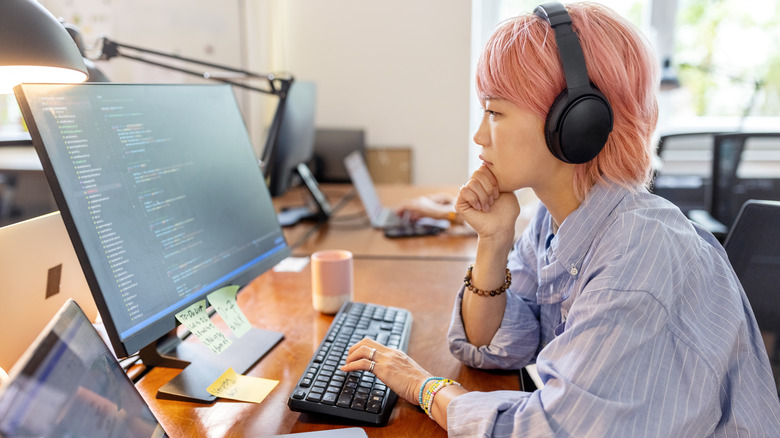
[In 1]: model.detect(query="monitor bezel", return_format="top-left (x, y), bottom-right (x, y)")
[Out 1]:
top-left (14, 82), bottom-right (291, 359)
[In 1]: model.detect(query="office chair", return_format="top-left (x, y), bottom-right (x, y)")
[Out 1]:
top-left (688, 132), bottom-right (780, 241)
top-left (651, 131), bottom-right (726, 216)
top-left (722, 199), bottom-right (780, 395)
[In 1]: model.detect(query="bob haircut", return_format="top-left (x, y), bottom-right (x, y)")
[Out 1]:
top-left (475, 1), bottom-right (659, 200)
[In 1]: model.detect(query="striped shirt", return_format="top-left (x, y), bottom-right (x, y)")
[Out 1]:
top-left (447, 180), bottom-right (780, 437)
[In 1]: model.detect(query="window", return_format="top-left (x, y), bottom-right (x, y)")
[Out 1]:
top-left (468, 0), bottom-right (780, 176)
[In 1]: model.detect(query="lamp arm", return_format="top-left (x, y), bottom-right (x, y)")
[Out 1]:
top-left (95, 37), bottom-right (291, 96)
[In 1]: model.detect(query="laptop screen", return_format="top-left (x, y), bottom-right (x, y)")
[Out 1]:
top-left (344, 151), bottom-right (384, 221)
top-left (0, 300), bottom-right (166, 437)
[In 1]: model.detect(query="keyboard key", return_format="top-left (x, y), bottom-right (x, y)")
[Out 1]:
top-left (336, 393), bottom-right (353, 408)
top-left (366, 400), bottom-right (382, 413)
top-left (322, 392), bottom-right (338, 405)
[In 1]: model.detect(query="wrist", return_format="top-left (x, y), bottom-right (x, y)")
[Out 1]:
top-left (472, 240), bottom-right (513, 291)
top-left (464, 264), bottom-right (511, 297)
top-left (418, 376), bottom-right (440, 407)
top-left (420, 378), bottom-right (462, 420)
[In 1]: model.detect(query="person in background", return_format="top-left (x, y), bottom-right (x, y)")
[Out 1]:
top-left (343, 1), bottom-right (780, 436)
top-left (396, 193), bottom-right (464, 225)
top-left (396, 192), bottom-right (464, 226)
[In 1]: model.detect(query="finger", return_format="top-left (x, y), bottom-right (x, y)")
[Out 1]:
top-left (340, 358), bottom-right (374, 373)
top-left (481, 165), bottom-right (500, 198)
top-left (344, 344), bottom-right (379, 368)
top-left (462, 171), bottom-right (498, 211)
top-left (457, 185), bottom-right (481, 212)
top-left (473, 166), bottom-right (499, 199)
top-left (459, 180), bottom-right (492, 212)
top-left (346, 337), bottom-right (381, 356)
top-left (472, 164), bottom-right (500, 199)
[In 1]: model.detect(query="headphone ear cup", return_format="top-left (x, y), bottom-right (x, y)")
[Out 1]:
top-left (544, 91), bottom-right (571, 162)
top-left (544, 88), bottom-right (613, 164)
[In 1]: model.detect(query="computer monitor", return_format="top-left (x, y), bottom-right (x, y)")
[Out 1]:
top-left (265, 81), bottom-right (332, 226)
top-left (14, 82), bottom-right (290, 402)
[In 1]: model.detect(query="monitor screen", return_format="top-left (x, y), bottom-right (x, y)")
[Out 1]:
top-left (14, 83), bottom-right (290, 364)
top-left (267, 81), bottom-right (317, 197)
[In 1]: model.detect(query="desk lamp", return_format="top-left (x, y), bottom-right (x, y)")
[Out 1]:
top-left (0, 0), bottom-right (88, 94)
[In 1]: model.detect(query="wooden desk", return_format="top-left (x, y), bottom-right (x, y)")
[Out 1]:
top-left (136, 258), bottom-right (519, 437)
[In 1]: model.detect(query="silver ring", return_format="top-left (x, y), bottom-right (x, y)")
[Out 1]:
top-left (369, 348), bottom-right (376, 361)
top-left (368, 360), bottom-right (375, 373)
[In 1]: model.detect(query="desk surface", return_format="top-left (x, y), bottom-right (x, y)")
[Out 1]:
top-left (136, 258), bottom-right (519, 437)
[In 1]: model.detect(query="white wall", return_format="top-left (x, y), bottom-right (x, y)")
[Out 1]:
top-left (256, 0), bottom-right (473, 185)
top-left (40, 0), bottom-right (474, 185)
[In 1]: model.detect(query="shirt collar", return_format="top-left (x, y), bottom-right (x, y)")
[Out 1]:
top-left (547, 179), bottom-right (632, 276)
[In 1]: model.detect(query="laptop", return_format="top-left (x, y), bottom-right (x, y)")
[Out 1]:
top-left (0, 299), bottom-right (168, 437)
top-left (0, 299), bottom-right (369, 438)
top-left (343, 150), bottom-right (406, 228)
top-left (722, 199), bottom-right (780, 396)
top-left (343, 151), bottom-right (451, 236)
top-left (0, 211), bottom-right (99, 372)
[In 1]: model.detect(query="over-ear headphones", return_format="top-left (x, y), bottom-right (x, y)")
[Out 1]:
top-left (534, 2), bottom-right (613, 164)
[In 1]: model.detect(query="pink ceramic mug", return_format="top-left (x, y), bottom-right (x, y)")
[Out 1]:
top-left (311, 250), bottom-right (354, 314)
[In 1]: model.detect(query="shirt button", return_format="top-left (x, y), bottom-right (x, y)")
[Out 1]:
top-left (570, 266), bottom-right (578, 275)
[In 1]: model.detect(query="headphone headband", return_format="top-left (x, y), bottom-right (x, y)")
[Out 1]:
top-left (534, 2), bottom-right (590, 90)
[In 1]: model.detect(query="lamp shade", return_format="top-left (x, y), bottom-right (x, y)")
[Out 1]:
top-left (0, 0), bottom-right (88, 93)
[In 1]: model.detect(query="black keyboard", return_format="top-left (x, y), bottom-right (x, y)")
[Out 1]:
top-left (287, 301), bottom-right (413, 425)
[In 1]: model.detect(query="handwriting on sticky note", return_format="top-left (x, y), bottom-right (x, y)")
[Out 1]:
top-left (207, 285), bottom-right (251, 338)
top-left (206, 367), bottom-right (279, 403)
top-left (175, 300), bottom-right (232, 354)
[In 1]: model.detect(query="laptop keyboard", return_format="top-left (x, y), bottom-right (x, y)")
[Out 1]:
top-left (287, 301), bottom-right (413, 425)
top-left (377, 208), bottom-right (405, 228)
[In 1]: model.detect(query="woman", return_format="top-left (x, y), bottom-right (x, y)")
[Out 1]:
top-left (343, 2), bottom-right (780, 436)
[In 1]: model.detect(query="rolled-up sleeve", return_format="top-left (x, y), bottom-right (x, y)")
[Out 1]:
top-left (447, 212), bottom-right (545, 370)
top-left (447, 284), bottom-right (540, 369)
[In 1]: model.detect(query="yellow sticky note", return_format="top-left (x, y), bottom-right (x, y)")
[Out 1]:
top-left (206, 367), bottom-right (279, 403)
top-left (207, 285), bottom-right (251, 338)
top-left (175, 299), bottom-right (232, 354)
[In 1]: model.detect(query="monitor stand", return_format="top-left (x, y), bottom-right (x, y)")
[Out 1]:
top-left (277, 163), bottom-right (332, 227)
top-left (278, 206), bottom-right (320, 227)
top-left (139, 327), bottom-right (283, 403)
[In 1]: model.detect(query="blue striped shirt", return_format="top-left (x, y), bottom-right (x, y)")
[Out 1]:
top-left (447, 180), bottom-right (780, 437)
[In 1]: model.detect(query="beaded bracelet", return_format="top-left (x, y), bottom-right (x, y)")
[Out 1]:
top-left (464, 264), bottom-right (511, 297)
top-left (418, 376), bottom-right (442, 407)
top-left (421, 378), bottom-right (462, 420)
top-left (421, 378), bottom-right (448, 417)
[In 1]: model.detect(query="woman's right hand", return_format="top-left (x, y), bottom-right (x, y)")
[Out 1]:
top-left (456, 164), bottom-right (520, 241)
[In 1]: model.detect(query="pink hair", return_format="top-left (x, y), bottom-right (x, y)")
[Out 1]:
top-left (476, 2), bottom-right (659, 200)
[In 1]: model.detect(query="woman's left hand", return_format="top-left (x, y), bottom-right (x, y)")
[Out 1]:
top-left (341, 338), bottom-right (433, 406)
